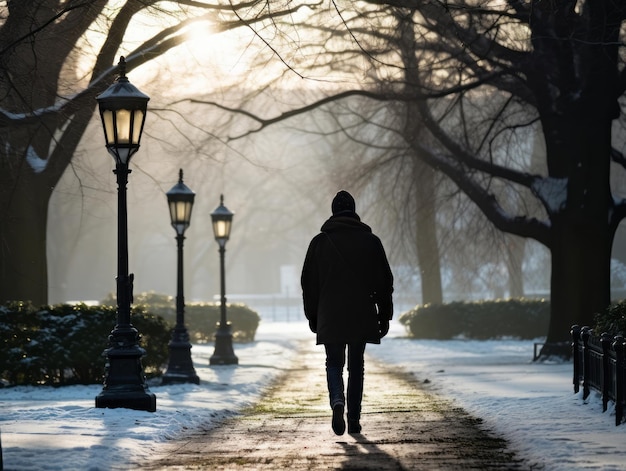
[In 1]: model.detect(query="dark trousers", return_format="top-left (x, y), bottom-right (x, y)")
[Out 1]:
top-left (324, 343), bottom-right (366, 421)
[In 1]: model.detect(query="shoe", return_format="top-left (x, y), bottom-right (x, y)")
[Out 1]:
top-left (348, 420), bottom-right (361, 434)
top-left (332, 403), bottom-right (345, 435)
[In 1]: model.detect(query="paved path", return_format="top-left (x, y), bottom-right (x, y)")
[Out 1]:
top-left (142, 341), bottom-right (526, 470)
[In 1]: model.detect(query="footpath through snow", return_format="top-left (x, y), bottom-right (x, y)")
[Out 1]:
top-left (141, 339), bottom-right (525, 470)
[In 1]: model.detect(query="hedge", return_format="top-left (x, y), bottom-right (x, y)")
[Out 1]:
top-left (102, 291), bottom-right (261, 343)
top-left (399, 298), bottom-right (550, 340)
top-left (0, 295), bottom-right (260, 386)
top-left (0, 302), bottom-right (169, 386)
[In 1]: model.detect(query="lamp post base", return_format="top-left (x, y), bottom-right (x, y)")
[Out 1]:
top-left (96, 388), bottom-right (157, 412)
top-left (209, 324), bottom-right (238, 365)
top-left (162, 338), bottom-right (200, 385)
top-left (95, 343), bottom-right (156, 412)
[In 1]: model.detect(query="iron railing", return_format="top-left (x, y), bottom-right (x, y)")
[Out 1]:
top-left (571, 325), bottom-right (626, 425)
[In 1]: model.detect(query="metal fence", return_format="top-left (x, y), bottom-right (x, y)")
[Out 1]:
top-left (571, 325), bottom-right (626, 425)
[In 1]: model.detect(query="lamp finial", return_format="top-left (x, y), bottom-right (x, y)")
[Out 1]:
top-left (178, 168), bottom-right (184, 184)
top-left (117, 56), bottom-right (127, 81)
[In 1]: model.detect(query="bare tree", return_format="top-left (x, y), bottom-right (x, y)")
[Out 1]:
top-left (0, 0), bottom-right (302, 306)
top-left (185, 1), bottom-right (625, 357)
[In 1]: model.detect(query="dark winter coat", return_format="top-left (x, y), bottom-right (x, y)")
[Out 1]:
top-left (301, 212), bottom-right (394, 345)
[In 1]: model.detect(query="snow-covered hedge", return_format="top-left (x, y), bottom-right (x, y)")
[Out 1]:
top-left (0, 295), bottom-right (261, 386)
top-left (398, 298), bottom-right (550, 340)
top-left (0, 302), bottom-right (169, 386)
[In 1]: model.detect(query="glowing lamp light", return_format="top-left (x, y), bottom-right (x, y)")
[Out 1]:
top-left (97, 56), bottom-right (149, 165)
top-left (167, 169), bottom-right (195, 236)
top-left (211, 195), bottom-right (233, 245)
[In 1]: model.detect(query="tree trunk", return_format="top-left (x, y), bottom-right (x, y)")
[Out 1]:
top-left (544, 216), bottom-right (612, 356)
top-left (539, 92), bottom-right (615, 356)
top-left (414, 158), bottom-right (443, 304)
top-left (506, 235), bottom-right (525, 298)
top-left (0, 172), bottom-right (52, 306)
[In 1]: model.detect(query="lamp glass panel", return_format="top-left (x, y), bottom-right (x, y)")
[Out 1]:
top-left (131, 109), bottom-right (145, 144)
top-left (102, 110), bottom-right (115, 145)
top-left (213, 220), bottom-right (231, 240)
top-left (173, 201), bottom-right (192, 225)
top-left (115, 109), bottom-right (132, 143)
top-left (168, 200), bottom-right (177, 224)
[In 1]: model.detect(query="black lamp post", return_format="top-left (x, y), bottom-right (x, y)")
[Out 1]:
top-left (162, 169), bottom-right (200, 385)
top-left (95, 56), bottom-right (156, 412)
top-left (209, 195), bottom-right (238, 365)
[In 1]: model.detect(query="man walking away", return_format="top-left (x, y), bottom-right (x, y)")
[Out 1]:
top-left (301, 190), bottom-right (394, 435)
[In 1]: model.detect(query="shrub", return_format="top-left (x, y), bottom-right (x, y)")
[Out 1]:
top-left (399, 298), bottom-right (550, 340)
top-left (593, 300), bottom-right (626, 336)
top-left (182, 303), bottom-right (260, 343)
top-left (0, 301), bottom-right (41, 384)
top-left (102, 291), bottom-right (261, 343)
top-left (0, 303), bottom-right (170, 386)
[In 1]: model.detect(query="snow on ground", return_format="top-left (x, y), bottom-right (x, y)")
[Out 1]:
top-left (1, 320), bottom-right (625, 470)
top-left (368, 323), bottom-right (626, 471)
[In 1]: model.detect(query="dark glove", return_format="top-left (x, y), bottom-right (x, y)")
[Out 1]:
top-left (378, 318), bottom-right (390, 339)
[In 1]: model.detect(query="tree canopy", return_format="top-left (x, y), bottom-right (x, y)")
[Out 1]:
top-left (1, 1), bottom-right (625, 357)
top-left (191, 0), bottom-right (626, 354)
